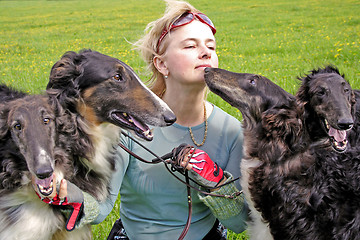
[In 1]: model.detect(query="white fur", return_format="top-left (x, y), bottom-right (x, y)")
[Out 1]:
top-left (0, 180), bottom-right (91, 240)
top-left (81, 122), bottom-right (120, 201)
top-left (241, 156), bottom-right (273, 240)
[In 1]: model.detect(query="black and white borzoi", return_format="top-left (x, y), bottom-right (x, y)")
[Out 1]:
top-left (204, 66), bottom-right (356, 240)
top-left (0, 49), bottom-right (176, 240)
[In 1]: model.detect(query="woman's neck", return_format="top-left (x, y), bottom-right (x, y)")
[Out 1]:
top-left (162, 85), bottom-right (209, 127)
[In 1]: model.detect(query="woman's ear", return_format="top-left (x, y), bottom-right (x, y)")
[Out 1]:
top-left (153, 56), bottom-right (169, 76)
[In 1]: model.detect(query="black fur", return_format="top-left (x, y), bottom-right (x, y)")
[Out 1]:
top-left (0, 85), bottom-right (28, 190)
top-left (0, 84), bottom-right (27, 101)
top-left (204, 66), bottom-right (357, 240)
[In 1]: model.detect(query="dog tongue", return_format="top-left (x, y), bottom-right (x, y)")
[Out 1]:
top-left (35, 174), bottom-right (53, 188)
top-left (329, 127), bottom-right (346, 142)
top-left (129, 115), bottom-right (147, 132)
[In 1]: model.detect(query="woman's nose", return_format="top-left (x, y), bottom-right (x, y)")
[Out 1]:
top-left (199, 45), bottom-right (211, 59)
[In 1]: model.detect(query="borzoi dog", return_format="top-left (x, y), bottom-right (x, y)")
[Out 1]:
top-left (204, 66), bottom-right (356, 240)
top-left (45, 49), bottom-right (175, 202)
top-left (0, 49), bottom-right (176, 240)
top-left (0, 92), bottom-right (77, 240)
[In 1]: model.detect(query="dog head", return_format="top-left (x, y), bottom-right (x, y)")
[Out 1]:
top-left (47, 49), bottom-right (176, 141)
top-left (204, 68), bottom-right (305, 161)
top-left (0, 95), bottom-right (57, 195)
top-left (297, 65), bottom-right (355, 152)
top-left (204, 67), bottom-right (295, 124)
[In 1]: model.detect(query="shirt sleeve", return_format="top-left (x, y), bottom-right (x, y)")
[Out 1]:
top-left (90, 134), bottom-right (131, 224)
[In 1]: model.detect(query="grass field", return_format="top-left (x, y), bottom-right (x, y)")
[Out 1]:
top-left (1, 0), bottom-right (359, 239)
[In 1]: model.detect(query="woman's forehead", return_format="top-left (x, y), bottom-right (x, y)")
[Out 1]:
top-left (168, 20), bottom-right (215, 43)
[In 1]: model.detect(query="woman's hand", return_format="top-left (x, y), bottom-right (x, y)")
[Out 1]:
top-left (173, 144), bottom-right (226, 190)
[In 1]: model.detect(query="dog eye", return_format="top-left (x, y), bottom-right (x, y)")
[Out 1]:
top-left (43, 118), bottom-right (51, 125)
top-left (316, 90), bottom-right (326, 96)
top-left (249, 79), bottom-right (256, 85)
top-left (14, 123), bottom-right (22, 131)
top-left (112, 74), bottom-right (124, 82)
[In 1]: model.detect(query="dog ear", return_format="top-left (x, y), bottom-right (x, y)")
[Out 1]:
top-left (47, 51), bottom-right (83, 90)
top-left (47, 51), bottom-right (84, 110)
top-left (262, 107), bottom-right (303, 149)
top-left (49, 94), bottom-right (93, 161)
top-left (296, 75), bottom-right (310, 107)
top-left (350, 89), bottom-right (356, 117)
top-left (0, 104), bottom-right (10, 139)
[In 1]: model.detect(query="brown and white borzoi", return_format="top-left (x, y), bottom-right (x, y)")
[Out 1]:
top-left (0, 49), bottom-right (176, 240)
top-left (204, 66), bottom-right (356, 240)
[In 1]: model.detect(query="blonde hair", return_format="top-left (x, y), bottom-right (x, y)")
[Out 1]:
top-left (133, 0), bottom-right (201, 97)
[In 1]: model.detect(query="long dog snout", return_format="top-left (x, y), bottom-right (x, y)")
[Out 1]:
top-left (34, 148), bottom-right (54, 179)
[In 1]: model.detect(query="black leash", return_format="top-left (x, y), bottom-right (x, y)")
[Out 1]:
top-left (118, 130), bottom-right (242, 239)
top-left (119, 131), bottom-right (241, 194)
top-left (179, 170), bottom-right (192, 240)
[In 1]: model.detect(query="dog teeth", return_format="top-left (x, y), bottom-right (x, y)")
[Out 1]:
top-left (38, 180), bottom-right (54, 195)
top-left (122, 113), bottom-right (135, 123)
top-left (325, 119), bottom-right (329, 129)
top-left (144, 129), bottom-right (152, 137)
top-left (333, 139), bottom-right (347, 151)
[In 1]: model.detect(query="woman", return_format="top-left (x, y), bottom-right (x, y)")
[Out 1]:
top-left (99, 0), bottom-right (248, 238)
top-left (37, 0), bottom-right (248, 239)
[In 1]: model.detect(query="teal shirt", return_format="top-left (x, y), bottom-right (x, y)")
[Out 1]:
top-left (92, 105), bottom-right (247, 239)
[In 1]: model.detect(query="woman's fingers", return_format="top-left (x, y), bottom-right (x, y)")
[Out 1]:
top-left (58, 179), bottom-right (68, 199)
top-left (180, 152), bottom-right (193, 170)
top-left (48, 173), bottom-right (58, 198)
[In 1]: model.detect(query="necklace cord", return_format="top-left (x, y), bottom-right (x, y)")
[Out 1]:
top-left (189, 102), bottom-right (208, 147)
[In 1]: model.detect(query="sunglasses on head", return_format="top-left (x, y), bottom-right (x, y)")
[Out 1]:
top-left (156, 11), bottom-right (216, 53)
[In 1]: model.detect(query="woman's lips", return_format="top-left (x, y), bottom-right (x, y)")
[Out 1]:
top-left (196, 64), bottom-right (211, 69)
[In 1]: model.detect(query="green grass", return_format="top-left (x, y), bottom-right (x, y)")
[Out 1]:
top-left (1, 0), bottom-right (359, 239)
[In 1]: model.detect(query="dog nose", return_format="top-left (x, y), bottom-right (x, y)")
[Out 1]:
top-left (164, 111), bottom-right (176, 125)
top-left (36, 167), bottom-right (54, 179)
top-left (337, 118), bottom-right (354, 130)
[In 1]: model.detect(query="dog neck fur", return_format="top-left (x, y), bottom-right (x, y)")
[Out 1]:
top-left (84, 122), bottom-right (120, 173)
